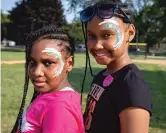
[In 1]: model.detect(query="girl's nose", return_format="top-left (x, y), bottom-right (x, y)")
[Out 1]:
top-left (33, 65), bottom-right (44, 77)
top-left (93, 39), bottom-right (104, 50)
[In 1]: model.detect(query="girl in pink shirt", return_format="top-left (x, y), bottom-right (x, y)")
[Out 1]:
top-left (11, 25), bottom-right (84, 133)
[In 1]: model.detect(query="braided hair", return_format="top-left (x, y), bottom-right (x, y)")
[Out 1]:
top-left (11, 25), bottom-right (75, 133)
top-left (81, 0), bottom-right (133, 101)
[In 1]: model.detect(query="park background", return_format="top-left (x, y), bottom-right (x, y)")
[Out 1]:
top-left (1, 0), bottom-right (166, 133)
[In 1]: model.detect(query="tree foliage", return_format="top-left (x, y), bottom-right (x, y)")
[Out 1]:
top-left (1, 12), bottom-right (11, 40)
top-left (62, 20), bottom-right (84, 44)
top-left (3, 0), bottom-right (166, 47)
top-left (8, 0), bottom-right (66, 45)
top-left (1, 11), bottom-right (11, 23)
top-left (132, 0), bottom-right (166, 52)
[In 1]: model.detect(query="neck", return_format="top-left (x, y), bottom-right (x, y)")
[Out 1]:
top-left (48, 75), bottom-right (72, 93)
top-left (107, 52), bottom-right (132, 73)
top-left (57, 75), bottom-right (72, 90)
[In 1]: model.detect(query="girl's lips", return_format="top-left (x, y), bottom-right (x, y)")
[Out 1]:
top-left (33, 81), bottom-right (46, 87)
top-left (93, 52), bottom-right (110, 58)
top-left (95, 53), bottom-right (108, 56)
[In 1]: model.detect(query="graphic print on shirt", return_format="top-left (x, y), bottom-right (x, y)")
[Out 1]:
top-left (84, 83), bottom-right (105, 131)
top-left (21, 111), bottom-right (34, 132)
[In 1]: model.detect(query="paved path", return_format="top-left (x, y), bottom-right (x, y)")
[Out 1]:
top-left (132, 59), bottom-right (166, 66)
top-left (1, 60), bottom-right (25, 64)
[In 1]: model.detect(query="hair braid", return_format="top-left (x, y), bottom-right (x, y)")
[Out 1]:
top-left (27, 25), bottom-right (75, 57)
top-left (10, 52), bottom-right (29, 133)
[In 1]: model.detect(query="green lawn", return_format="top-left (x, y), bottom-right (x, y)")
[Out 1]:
top-left (1, 51), bottom-right (166, 61)
top-left (1, 52), bottom-right (166, 133)
top-left (1, 51), bottom-right (25, 61)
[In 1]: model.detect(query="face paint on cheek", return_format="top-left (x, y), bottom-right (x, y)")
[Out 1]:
top-left (52, 64), bottom-right (61, 78)
top-left (102, 23), bottom-right (124, 50)
top-left (99, 18), bottom-right (124, 50)
top-left (42, 48), bottom-right (64, 77)
top-left (111, 25), bottom-right (124, 50)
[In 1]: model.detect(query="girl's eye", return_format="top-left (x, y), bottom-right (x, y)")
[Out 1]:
top-left (88, 34), bottom-right (96, 39)
top-left (103, 33), bottom-right (113, 38)
top-left (43, 61), bottom-right (52, 67)
top-left (43, 60), bottom-right (56, 67)
top-left (29, 60), bottom-right (36, 67)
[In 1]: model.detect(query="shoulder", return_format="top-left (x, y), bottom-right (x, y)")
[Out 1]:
top-left (115, 63), bottom-right (147, 87)
top-left (32, 88), bottom-right (81, 110)
top-left (123, 64), bottom-right (150, 93)
top-left (93, 68), bottom-right (107, 81)
top-left (113, 64), bottom-right (152, 115)
top-left (49, 88), bottom-right (81, 108)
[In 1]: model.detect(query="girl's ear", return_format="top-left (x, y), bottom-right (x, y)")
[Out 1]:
top-left (66, 56), bottom-right (74, 72)
top-left (127, 24), bottom-right (136, 42)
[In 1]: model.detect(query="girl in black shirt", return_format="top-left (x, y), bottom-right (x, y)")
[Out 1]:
top-left (80, 0), bottom-right (152, 133)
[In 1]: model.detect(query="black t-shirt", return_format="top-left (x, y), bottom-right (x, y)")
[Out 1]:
top-left (84, 64), bottom-right (152, 133)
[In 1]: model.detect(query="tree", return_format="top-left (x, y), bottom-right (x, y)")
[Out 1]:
top-left (1, 11), bottom-right (10, 23)
top-left (156, 0), bottom-right (166, 38)
top-left (123, 0), bottom-right (166, 52)
top-left (1, 11), bottom-right (11, 40)
top-left (8, 0), bottom-right (66, 45)
top-left (62, 19), bottom-right (84, 44)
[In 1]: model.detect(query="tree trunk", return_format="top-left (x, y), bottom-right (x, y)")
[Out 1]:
top-left (144, 43), bottom-right (150, 59)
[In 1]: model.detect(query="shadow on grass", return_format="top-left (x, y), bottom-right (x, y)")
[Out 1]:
top-left (69, 67), bottom-right (166, 131)
top-left (68, 67), bottom-right (102, 93)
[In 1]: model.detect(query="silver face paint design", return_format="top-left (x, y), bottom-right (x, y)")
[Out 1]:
top-left (42, 48), bottom-right (64, 77)
top-left (99, 17), bottom-right (119, 26)
top-left (99, 17), bottom-right (124, 50)
top-left (104, 23), bottom-right (124, 49)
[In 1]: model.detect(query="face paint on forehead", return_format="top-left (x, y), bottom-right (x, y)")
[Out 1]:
top-left (42, 48), bottom-right (64, 77)
top-left (98, 17), bottom-right (124, 50)
top-left (99, 17), bottom-right (119, 26)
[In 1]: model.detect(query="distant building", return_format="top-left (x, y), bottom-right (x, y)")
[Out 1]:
top-left (76, 44), bottom-right (86, 52)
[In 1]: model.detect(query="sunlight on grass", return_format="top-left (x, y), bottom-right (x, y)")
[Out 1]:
top-left (1, 51), bottom-right (25, 61)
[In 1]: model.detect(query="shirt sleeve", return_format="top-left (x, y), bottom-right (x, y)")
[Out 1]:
top-left (42, 102), bottom-right (79, 133)
top-left (114, 70), bottom-right (152, 115)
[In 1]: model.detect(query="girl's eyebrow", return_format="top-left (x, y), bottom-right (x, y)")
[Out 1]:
top-left (87, 30), bottom-right (92, 33)
top-left (29, 55), bottom-right (58, 61)
top-left (100, 29), bottom-right (116, 33)
top-left (87, 30), bottom-right (95, 34)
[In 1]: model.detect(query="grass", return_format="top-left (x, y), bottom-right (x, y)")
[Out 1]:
top-left (1, 52), bottom-right (166, 133)
top-left (1, 51), bottom-right (166, 61)
top-left (1, 51), bottom-right (25, 61)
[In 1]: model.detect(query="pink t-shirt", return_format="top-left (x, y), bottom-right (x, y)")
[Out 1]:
top-left (17, 87), bottom-right (84, 133)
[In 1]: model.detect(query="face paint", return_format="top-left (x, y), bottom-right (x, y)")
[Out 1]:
top-left (42, 48), bottom-right (64, 77)
top-left (105, 24), bottom-right (124, 49)
top-left (99, 17), bottom-right (119, 26)
top-left (99, 17), bottom-right (124, 50)
top-left (52, 65), bottom-right (61, 77)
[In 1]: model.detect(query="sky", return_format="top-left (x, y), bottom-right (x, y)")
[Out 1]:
top-left (1, 0), bottom-right (75, 23)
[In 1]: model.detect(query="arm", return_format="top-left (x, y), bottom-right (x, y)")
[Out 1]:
top-left (119, 107), bottom-right (150, 133)
top-left (42, 102), bottom-right (79, 133)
